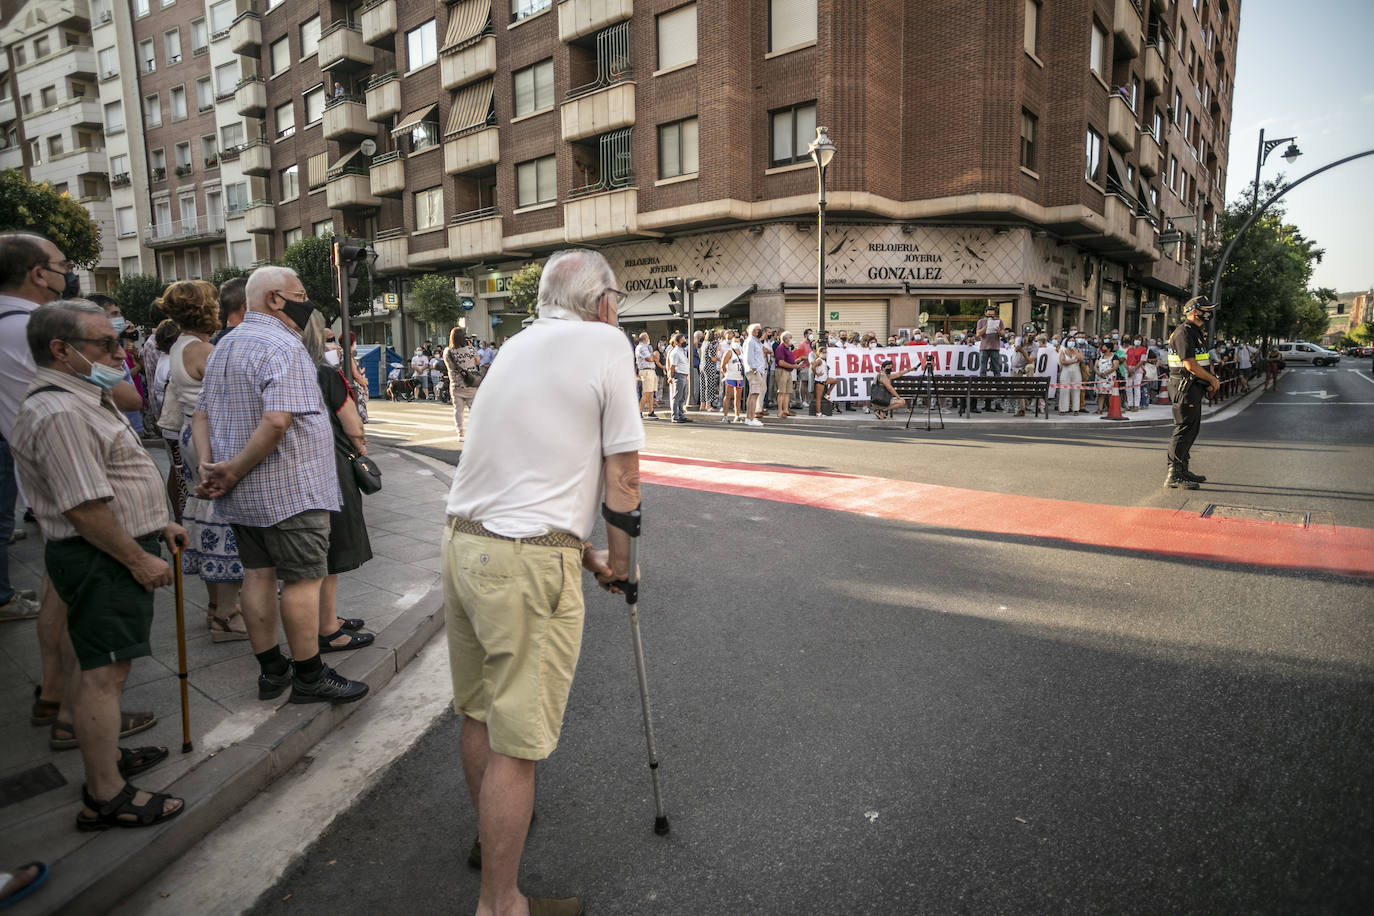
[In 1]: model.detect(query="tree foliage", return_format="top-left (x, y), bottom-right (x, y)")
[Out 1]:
top-left (112, 274), bottom-right (165, 329)
top-left (279, 234), bottom-right (374, 324)
top-left (1200, 177), bottom-right (1324, 342)
top-left (0, 168), bottom-right (103, 266)
top-left (407, 274), bottom-right (461, 330)
top-left (509, 262), bottom-right (542, 315)
top-left (207, 265), bottom-right (250, 287)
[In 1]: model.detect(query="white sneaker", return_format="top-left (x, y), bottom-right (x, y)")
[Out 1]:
top-left (0, 593), bottom-right (40, 622)
top-left (746, 418), bottom-right (763, 427)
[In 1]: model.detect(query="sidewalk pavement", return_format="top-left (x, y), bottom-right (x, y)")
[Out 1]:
top-left (0, 443), bottom-right (454, 915)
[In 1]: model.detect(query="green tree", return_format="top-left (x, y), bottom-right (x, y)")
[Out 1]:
top-left (207, 265), bottom-right (250, 287)
top-left (509, 262), bottom-right (542, 315)
top-left (1293, 298), bottom-right (1330, 341)
top-left (279, 234), bottom-right (375, 323)
top-left (407, 274), bottom-right (461, 330)
top-left (0, 168), bottom-right (103, 266)
top-left (112, 274), bottom-right (165, 329)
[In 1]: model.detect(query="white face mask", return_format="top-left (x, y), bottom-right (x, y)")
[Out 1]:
top-left (324, 349), bottom-right (340, 366)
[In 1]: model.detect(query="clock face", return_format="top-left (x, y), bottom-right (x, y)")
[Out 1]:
top-left (825, 228), bottom-right (861, 278)
top-left (692, 237), bottom-right (722, 278)
top-left (950, 231), bottom-right (991, 272)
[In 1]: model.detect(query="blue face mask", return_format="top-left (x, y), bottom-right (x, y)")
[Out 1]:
top-left (67, 344), bottom-right (126, 390)
top-left (110, 316), bottom-right (127, 333)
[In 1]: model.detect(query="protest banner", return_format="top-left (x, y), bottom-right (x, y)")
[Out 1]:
top-left (824, 345), bottom-right (1059, 401)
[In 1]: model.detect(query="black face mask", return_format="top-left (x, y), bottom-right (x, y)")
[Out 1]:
top-left (61, 271), bottom-right (80, 298)
top-left (279, 295), bottom-right (316, 331)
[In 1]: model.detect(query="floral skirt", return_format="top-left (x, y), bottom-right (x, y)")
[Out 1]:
top-left (180, 422), bottom-right (243, 582)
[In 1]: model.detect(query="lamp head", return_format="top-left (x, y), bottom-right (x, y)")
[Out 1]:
top-left (808, 126), bottom-right (836, 169)
top-left (1282, 142), bottom-right (1301, 164)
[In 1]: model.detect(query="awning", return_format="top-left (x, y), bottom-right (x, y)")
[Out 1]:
top-left (446, 78), bottom-right (493, 135)
top-left (617, 286), bottom-right (755, 323)
top-left (1029, 285), bottom-right (1088, 305)
top-left (442, 0), bottom-right (491, 52)
top-left (307, 151), bottom-right (329, 189)
top-left (391, 105), bottom-right (437, 135)
top-left (327, 146), bottom-right (363, 174)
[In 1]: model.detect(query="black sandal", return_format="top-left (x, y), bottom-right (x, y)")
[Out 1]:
top-left (117, 745), bottom-right (169, 779)
top-left (338, 617), bottom-right (365, 631)
top-left (318, 628), bottom-right (375, 653)
top-left (76, 783), bottom-right (184, 831)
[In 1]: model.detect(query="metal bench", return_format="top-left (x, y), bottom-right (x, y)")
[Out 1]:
top-left (888, 374), bottom-right (1052, 430)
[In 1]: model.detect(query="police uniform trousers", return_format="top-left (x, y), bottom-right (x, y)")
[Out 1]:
top-left (1167, 374), bottom-right (1203, 470)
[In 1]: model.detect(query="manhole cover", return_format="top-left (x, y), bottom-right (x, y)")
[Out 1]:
top-left (0, 763), bottom-right (66, 808)
top-left (1201, 504), bottom-right (1311, 526)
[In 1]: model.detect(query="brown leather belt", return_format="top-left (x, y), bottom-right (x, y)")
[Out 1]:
top-left (447, 516), bottom-right (583, 549)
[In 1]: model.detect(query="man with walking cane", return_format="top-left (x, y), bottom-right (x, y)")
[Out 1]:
top-left (442, 248), bottom-right (644, 916)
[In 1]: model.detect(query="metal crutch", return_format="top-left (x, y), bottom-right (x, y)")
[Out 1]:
top-left (601, 505), bottom-right (670, 836)
top-left (172, 534), bottom-right (192, 753)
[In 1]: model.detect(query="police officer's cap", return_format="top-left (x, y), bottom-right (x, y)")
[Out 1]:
top-left (1184, 296), bottom-right (1216, 313)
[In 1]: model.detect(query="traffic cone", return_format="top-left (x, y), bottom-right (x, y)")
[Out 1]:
top-left (1155, 382), bottom-right (1170, 405)
top-left (1101, 384), bottom-right (1128, 420)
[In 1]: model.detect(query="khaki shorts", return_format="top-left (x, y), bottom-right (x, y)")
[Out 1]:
top-left (774, 369), bottom-right (794, 400)
top-left (745, 370), bottom-right (766, 395)
top-left (638, 368), bottom-right (658, 391)
top-left (442, 526), bottom-right (585, 760)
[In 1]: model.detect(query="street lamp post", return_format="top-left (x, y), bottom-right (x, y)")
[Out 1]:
top-left (1160, 209), bottom-right (1203, 330)
top-left (1253, 127), bottom-right (1301, 210)
top-left (808, 127), bottom-right (836, 348)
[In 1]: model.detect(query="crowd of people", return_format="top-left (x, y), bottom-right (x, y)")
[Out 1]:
top-left (385, 338), bottom-right (497, 406)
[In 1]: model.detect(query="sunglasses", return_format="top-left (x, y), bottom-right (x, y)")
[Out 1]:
top-left (64, 336), bottom-right (123, 354)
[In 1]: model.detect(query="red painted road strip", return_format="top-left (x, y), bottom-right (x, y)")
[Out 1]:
top-left (641, 454), bottom-right (1374, 579)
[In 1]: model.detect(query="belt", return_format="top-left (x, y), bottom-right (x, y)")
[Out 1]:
top-left (446, 516), bottom-right (583, 549)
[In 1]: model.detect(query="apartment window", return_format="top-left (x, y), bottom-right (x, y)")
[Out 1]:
top-left (230, 239), bottom-right (252, 265)
top-left (270, 37), bottom-right (290, 75)
top-left (144, 94), bottom-right (162, 127)
top-left (170, 86), bottom-right (187, 120)
top-left (98, 47), bottom-right (117, 78)
top-left (175, 141), bottom-right (191, 168)
top-left (139, 39), bottom-right (155, 73)
top-left (304, 86), bottom-right (325, 124)
top-left (214, 62), bottom-right (238, 97)
top-left (186, 250), bottom-right (202, 280)
top-left (120, 256), bottom-right (140, 275)
top-left (221, 122), bottom-right (244, 149)
top-left (160, 253), bottom-right (177, 281)
top-left (1024, 0), bottom-right (1039, 57)
top-left (513, 61), bottom-right (554, 117)
top-left (313, 219), bottom-right (334, 237)
top-left (658, 117), bottom-right (698, 179)
top-left (209, 1), bottom-right (233, 34)
top-left (510, 0), bottom-right (553, 24)
top-left (40, 86), bottom-right (57, 109)
top-left (104, 100), bottom-right (123, 132)
top-left (300, 16), bottom-right (320, 57)
top-left (201, 135), bottom-right (217, 162)
top-left (150, 149), bottom-right (167, 182)
top-left (197, 78), bottom-right (214, 111)
top-left (275, 102), bottom-right (295, 139)
top-left (267, 0), bottom-right (285, 9)
top-left (28, 140), bottom-right (41, 166)
top-left (191, 18), bottom-right (208, 52)
top-left (769, 0), bottom-right (816, 53)
top-left (1150, 186), bottom-right (1159, 209)
top-left (1180, 169), bottom-right (1190, 200)
top-left (225, 182), bottom-right (248, 214)
top-left (516, 155), bottom-right (556, 207)
top-left (178, 192), bottom-right (196, 224)
top-left (307, 152), bottom-right (329, 190)
top-left (1085, 127), bottom-right (1103, 183)
top-left (47, 135), bottom-right (64, 158)
top-left (20, 95), bottom-right (31, 115)
top-left (116, 206), bottom-right (135, 238)
top-left (657, 4), bottom-right (697, 71)
top-left (1020, 110), bottom-right (1037, 171)
top-left (1167, 154), bottom-right (1178, 191)
top-left (1152, 109), bottom-right (1163, 141)
top-left (281, 164), bottom-right (299, 202)
top-left (110, 153), bottom-right (128, 176)
top-left (1173, 89), bottom-right (1182, 123)
top-left (1089, 21), bottom-right (1107, 77)
top-left (769, 101), bottom-right (817, 167)
top-left (33, 36), bottom-right (50, 58)
top-left (11, 46), bottom-right (24, 67)
top-left (406, 20), bottom-right (437, 71)
top-left (414, 186), bottom-right (444, 230)
top-left (207, 191), bottom-right (223, 229)
top-left (165, 29), bottom-right (181, 64)
top-left (283, 228), bottom-right (303, 247)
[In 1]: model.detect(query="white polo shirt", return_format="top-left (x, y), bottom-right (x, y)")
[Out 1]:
top-left (446, 309), bottom-right (645, 541)
top-left (0, 293), bottom-right (41, 441)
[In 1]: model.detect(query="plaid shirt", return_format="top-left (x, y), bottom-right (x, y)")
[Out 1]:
top-left (197, 311), bottom-right (339, 527)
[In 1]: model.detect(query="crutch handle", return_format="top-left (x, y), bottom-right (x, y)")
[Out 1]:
top-left (601, 504), bottom-right (642, 537)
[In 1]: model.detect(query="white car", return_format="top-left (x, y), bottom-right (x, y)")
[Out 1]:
top-left (1276, 341), bottom-right (1341, 367)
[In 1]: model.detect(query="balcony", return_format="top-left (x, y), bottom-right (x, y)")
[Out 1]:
top-left (361, 0), bottom-right (397, 49)
top-left (230, 11), bottom-right (262, 56)
top-left (235, 76), bottom-right (267, 117)
top-left (373, 228), bottom-right (408, 274)
top-left (50, 147), bottom-right (109, 177)
top-left (244, 200), bottom-right (276, 234)
top-left (1134, 215), bottom-right (1158, 257)
top-left (409, 232), bottom-right (455, 269)
top-left (319, 21), bottom-right (374, 73)
top-left (326, 171), bottom-right (380, 210)
top-left (323, 96), bottom-right (372, 140)
top-left (143, 216), bottom-right (227, 249)
top-left (0, 148), bottom-right (22, 171)
top-left (448, 208), bottom-right (503, 260)
top-left (0, 97), bottom-right (14, 124)
top-left (1107, 94), bottom-right (1135, 152)
top-left (1138, 131), bottom-right (1160, 177)
top-left (1143, 43), bottom-right (1165, 96)
top-left (369, 151), bottom-right (405, 197)
top-left (239, 138), bottom-right (272, 176)
top-left (560, 81), bottom-right (634, 142)
top-left (365, 72), bottom-right (401, 121)
top-left (558, 0), bottom-right (632, 43)
top-left (445, 125), bottom-right (499, 175)
top-left (1113, 0), bottom-right (1141, 60)
top-left (1103, 193), bottom-right (1134, 245)
top-left (564, 186), bottom-right (637, 243)
top-left (440, 35), bottom-right (496, 91)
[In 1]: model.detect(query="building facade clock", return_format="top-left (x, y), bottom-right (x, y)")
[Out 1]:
top-left (949, 231), bottom-right (991, 272)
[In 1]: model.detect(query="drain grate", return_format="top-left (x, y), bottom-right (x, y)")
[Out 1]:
top-left (1201, 504), bottom-right (1311, 527)
top-left (0, 762), bottom-right (67, 808)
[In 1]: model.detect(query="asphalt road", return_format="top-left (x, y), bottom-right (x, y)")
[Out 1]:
top-left (244, 367), bottom-right (1373, 915)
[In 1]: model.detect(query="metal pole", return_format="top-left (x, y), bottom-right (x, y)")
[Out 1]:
top-left (686, 284), bottom-right (696, 409)
top-left (1253, 127), bottom-right (1266, 212)
top-left (338, 254), bottom-right (355, 383)
top-left (816, 165), bottom-right (827, 346)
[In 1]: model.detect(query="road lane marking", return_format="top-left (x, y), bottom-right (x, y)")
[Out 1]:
top-left (1353, 370), bottom-right (1374, 386)
top-left (639, 453), bottom-right (1374, 579)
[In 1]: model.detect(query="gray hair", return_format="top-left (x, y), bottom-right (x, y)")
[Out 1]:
top-left (300, 310), bottom-right (327, 367)
top-left (536, 249), bottom-right (616, 321)
top-left (245, 265), bottom-right (300, 311)
top-left (27, 300), bottom-right (109, 366)
top-left (780, 331), bottom-right (792, 342)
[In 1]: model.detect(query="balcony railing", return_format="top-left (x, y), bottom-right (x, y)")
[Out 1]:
top-left (566, 22), bottom-right (631, 101)
top-left (568, 128), bottom-right (632, 198)
top-left (150, 166), bottom-right (167, 181)
top-left (111, 172), bottom-right (131, 187)
top-left (143, 216), bottom-right (227, 248)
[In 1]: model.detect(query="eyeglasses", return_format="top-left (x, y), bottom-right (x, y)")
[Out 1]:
top-left (603, 288), bottom-right (627, 306)
top-left (63, 336), bottom-right (123, 354)
top-left (274, 289), bottom-right (308, 302)
top-left (43, 260), bottom-right (74, 273)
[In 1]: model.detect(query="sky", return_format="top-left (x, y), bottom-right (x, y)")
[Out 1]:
top-left (1226, 0), bottom-right (1374, 296)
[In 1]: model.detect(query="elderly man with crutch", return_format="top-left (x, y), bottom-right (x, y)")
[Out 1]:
top-left (441, 249), bottom-right (652, 916)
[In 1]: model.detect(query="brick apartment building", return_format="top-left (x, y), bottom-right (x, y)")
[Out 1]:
top-left (0, 0), bottom-right (1239, 347)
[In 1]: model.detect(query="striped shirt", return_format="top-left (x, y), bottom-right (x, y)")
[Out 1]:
top-left (196, 311), bottom-right (340, 527)
top-left (11, 368), bottom-right (168, 542)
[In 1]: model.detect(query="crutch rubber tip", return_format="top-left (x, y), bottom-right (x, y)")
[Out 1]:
top-left (182, 742), bottom-right (193, 753)
top-left (654, 816), bottom-right (670, 836)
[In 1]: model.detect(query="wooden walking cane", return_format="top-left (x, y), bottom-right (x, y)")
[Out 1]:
top-left (172, 534), bottom-right (192, 753)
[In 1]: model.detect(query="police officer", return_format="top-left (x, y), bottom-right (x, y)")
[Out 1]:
top-left (1165, 296), bottom-right (1221, 489)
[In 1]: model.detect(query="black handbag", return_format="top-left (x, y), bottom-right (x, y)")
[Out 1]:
top-left (348, 451), bottom-right (382, 494)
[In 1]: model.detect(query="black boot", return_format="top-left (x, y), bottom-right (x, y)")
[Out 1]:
top-left (1178, 464), bottom-right (1207, 483)
top-left (1164, 467), bottom-right (1199, 489)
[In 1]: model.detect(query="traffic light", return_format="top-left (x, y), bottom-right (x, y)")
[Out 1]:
top-left (667, 276), bottom-right (684, 316)
top-left (685, 278), bottom-right (703, 294)
top-left (334, 239), bottom-right (372, 296)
